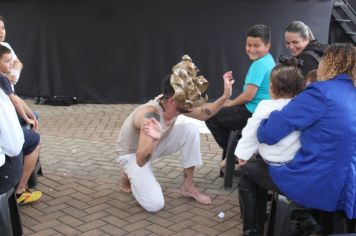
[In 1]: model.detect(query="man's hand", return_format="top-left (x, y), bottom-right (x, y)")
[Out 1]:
top-left (25, 118), bottom-right (39, 131)
top-left (32, 118), bottom-right (39, 131)
top-left (222, 71), bottom-right (235, 99)
top-left (142, 118), bottom-right (161, 140)
top-left (26, 119), bottom-right (35, 128)
top-left (238, 159), bottom-right (247, 167)
top-left (7, 69), bottom-right (20, 85)
top-left (8, 75), bottom-right (18, 85)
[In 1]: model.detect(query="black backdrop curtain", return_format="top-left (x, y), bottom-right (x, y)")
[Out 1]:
top-left (1, 0), bottom-right (334, 103)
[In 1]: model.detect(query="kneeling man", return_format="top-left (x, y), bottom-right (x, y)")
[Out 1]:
top-left (117, 55), bottom-right (234, 212)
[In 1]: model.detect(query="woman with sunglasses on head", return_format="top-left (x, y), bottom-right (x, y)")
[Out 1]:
top-left (284, 20), bottom-right (327, 76)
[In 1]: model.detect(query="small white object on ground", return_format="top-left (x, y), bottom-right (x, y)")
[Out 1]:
top-left (218, 212), bottom-right (225, 219)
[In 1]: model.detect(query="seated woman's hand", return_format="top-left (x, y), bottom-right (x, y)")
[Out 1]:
top-left (238, 159), bottom-right (247, 166)
top-left (32, 119), bottom-right (39, 131)
top-left (7, 74), bottom-right (18, 85)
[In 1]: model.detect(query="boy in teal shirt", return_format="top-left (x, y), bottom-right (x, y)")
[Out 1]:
top-left (206, 24), bottom-right (275, 163)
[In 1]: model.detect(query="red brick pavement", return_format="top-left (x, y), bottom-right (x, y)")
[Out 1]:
top-left (20, 101), bottom-right (242, 236)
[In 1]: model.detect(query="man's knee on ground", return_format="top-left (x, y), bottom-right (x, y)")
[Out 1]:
top-left (141, 198), bottom-right (164, 213)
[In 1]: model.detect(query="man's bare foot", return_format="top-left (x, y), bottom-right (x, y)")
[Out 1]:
top-left (182, 186), bottom-right (212, 205)
top-left (119, 168), bottom-right (131, 193)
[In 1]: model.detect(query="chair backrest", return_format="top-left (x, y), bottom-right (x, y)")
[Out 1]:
top-left (0, 188), bottom-right (23, 236)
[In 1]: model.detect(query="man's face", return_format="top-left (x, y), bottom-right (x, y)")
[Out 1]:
top-left (0, 53), bottom-right (12, 74)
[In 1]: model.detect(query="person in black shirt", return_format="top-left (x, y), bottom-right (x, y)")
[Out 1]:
top-left (284, 20), bottom-right (327, 76)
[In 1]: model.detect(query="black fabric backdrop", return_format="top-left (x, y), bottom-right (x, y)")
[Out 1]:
top-left (1, 0), bottom-right (334, 103)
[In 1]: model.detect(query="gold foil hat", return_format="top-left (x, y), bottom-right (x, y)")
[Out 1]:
top-left (170, 55), bottom-right (209, 109)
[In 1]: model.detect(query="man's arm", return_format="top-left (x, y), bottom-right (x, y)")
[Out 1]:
top-left (185, 72), bottom-right (234, 121)
top-left (7, 59), bottom-right (23, 85)
top-left (220, 71), bottom-right (257, 107)
top-left (133, 106), bottom-right (161, 167)
top-left (18, 97), bottom-right (38, 130)
top-left (8, 94), bottom-right (36, 128)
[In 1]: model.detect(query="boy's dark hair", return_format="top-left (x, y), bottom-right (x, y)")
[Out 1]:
top-left (161, 75), bottom-right (175, 98)
top-left (270, 59), bottom-right (305, 98)
top-left (306, 69), bottom-right (318, 84)
top-left (0, 44), bottom-right (11, 58)
top-left (246, 24), bottom-right (271, 45)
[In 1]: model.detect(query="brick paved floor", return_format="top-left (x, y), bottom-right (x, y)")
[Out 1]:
top-left (21, 101), bottom-right (242, 236)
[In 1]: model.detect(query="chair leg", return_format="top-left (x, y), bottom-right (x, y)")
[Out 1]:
top-left (0, 188), bottom-right (23, 236)
top-left (8, 190), bottom-right (23, 236)
top-left (273, 194), bottom-right (294, 236)
top-left (0, 191), bottom-right (13, 236)
top-left (332, 211), bottom-right (348, 233)
top-left (267, 195), bottom-right (277, 236)
top-left (220, 149), bottom-right (226, 177)
top-left (348, 219), bottom-right (356, 232)
top-left (224, 130), bottom-right (241, 189)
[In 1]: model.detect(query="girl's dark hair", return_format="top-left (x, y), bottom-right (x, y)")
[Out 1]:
top-left (0, 44), bottom-right (11, 58)
top-left (270, 60), bottom-right (306, 98)
top-left (306, 69), bottom-right (318, 84)
top-left (0, 15), bottom-right (5, 23)
top-left (246, 24), bottom-right (271, 45)
top-left (278, 56), bottom-right (303, 67)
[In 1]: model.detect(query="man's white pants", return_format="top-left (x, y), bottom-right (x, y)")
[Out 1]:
top-left (117, 123), bottom-right (202, 212)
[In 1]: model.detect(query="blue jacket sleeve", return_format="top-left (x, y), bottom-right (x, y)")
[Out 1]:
top-left (257, 84), bottom-right (327, 145)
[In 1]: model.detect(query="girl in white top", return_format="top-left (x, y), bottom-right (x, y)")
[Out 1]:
top-left (0, 15), bottom-right (23, 89)
top-left (235, 57), bottom-right (306, 166)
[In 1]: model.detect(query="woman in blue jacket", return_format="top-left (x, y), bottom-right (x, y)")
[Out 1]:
top-left (238, 43), bottom-right (356, 235)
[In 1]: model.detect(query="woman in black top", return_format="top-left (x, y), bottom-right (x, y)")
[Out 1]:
top-left (284, 21), bottom-right (327, 76)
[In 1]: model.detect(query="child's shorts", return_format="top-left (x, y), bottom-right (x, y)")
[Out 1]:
top-left (22, 127), bottom-right (40, 156)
